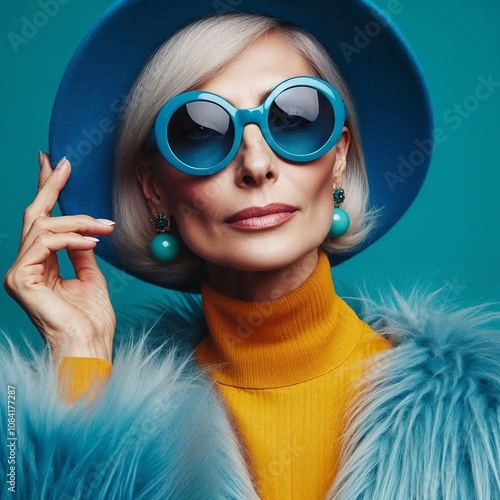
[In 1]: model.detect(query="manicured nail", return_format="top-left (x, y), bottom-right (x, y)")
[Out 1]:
top-left (55, 156), bottom-right (68, 170)
top-left (38, 150), bottom-right (44, 167)
top-left (83, 236), bottom-right (99, 243)
top-left (96, 218), bottom-right (116, 226)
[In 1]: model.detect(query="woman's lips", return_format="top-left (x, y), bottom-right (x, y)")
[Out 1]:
top-left (225, 204), bottom-right (298, 230)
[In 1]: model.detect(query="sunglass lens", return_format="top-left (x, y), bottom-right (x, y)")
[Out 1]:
top-left (268, 86), bottom-right (335, 156)
top-left (167, 101), bottom-right (234, 169)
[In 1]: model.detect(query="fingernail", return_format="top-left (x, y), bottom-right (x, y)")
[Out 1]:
top-left (55, 156), bottom-right (68, 170)
top-left (96, 218), bottom-right (116, 226)
top-left (38, 150), bottom-right (44, 167)
top-left (83, 236), bottom-right (99, 243)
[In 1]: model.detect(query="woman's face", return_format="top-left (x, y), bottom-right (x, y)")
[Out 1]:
top-left (140, 33), bottom-right (350, 274)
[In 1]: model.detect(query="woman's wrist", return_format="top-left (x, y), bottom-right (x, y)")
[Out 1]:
top-left (56, 338), bottom-right (113, 363)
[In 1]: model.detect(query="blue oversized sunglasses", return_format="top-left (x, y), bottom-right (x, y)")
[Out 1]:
top-left (150, 76), bottom-right (347, 176)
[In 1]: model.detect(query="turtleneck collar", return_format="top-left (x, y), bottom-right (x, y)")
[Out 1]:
top-left (195, 251), bottom-right (364, 389)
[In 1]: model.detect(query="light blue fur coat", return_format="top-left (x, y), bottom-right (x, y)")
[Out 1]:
top-left (1, 287), bottom-right (499, 499)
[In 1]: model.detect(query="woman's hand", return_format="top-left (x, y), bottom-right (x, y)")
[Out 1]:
top-left (4, 153), bottom-right (117, 362)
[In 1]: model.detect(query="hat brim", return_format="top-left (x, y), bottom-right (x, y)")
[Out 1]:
top-left (49, 0), bottom-right (433, 291)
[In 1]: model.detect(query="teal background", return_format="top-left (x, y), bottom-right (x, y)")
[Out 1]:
top-left (1, 0), bottom-right (499, 349)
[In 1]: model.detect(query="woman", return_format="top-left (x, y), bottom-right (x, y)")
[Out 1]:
top-left (2, 1), bottom-right (499, 499)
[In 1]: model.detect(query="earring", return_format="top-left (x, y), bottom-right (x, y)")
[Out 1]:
top-left (328, 188), bottom-right (350, 238)
top-left (150, 213), bottom-right (180, 262)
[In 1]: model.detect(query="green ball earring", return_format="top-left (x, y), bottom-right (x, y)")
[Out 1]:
top-left (328, 188), bottom-right (350, 238)
top-left (150, 213), bottom-right (180, 262)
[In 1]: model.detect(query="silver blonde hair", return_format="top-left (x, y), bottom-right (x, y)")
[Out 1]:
top-left (113, 13), bottom-right (376, 287)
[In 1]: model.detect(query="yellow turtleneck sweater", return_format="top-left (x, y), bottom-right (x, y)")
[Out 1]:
top-left (58, 251), bottom-right (390, 498)
top-left (195, 252), bottom-right (391, 499)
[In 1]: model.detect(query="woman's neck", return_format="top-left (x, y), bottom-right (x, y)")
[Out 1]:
top-left (205, 248), bottom-right (319, 301)
top-left (197, 250), bottom-right (367, 388)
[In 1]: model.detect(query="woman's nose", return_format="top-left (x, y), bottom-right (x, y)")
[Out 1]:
top-left (234, 125), bottom-right (279, 187)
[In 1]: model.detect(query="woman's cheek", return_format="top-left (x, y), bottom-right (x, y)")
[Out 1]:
top-left (169, 186), bottom-right (218, 247)
top-left (170, 170), bottom-right (229, 214)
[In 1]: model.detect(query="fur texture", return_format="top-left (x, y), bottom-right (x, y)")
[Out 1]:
top-left (330, 287), bottom-right (500, 500)
top-left (0, 335), bottom-right (258, 499)
top-left (1, 287), bottom-right (499, 499)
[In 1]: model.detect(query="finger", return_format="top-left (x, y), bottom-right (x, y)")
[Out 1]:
top-left (18, 215), bottom-right (115, 259)
top-left (37, 151), bottom-right (53, 190)
top-left (17, 232), bottom-right (99, 269)
top-left (5, 233), bottom-right (99, 300)
top-left (36, 155), bottom-right (70, 207)
top-left (22, 157), bottom-right (71, 241)
top-left (18, 151), bottom-right (53, 247)
top-left (67, 247), bottom-right (105, 282)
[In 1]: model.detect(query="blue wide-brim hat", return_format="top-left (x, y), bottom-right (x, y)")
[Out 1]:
top-left (49, 0), bottom-right (433, 290)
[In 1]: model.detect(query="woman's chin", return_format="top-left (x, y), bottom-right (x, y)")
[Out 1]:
top-left (204, 244), bottom-right (321, 274)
